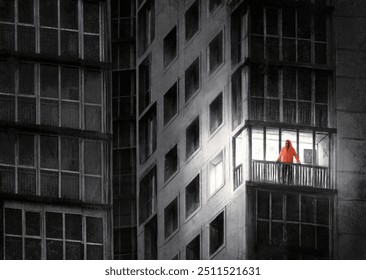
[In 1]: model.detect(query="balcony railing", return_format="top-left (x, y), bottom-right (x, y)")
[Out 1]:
top-left (234, 164), bottom-right (243, 189)
top-left (252, 160), bottom-right (330, 189)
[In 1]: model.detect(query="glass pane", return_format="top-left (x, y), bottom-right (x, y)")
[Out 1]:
top-left (251, 6), bottom-right (263, 35)
top-left (40, 135), bottom-right (58, 169)
top-left (0, 61), bottom-right (15, 93)
top-left (301, 195), bottom-right (316, 223)
top-left (297, 10), bottom-right (311, 39)
top-left (315, 104), bottom-right (328, 127)
top-left (315, 43), bottom-right (327, 64)
top-left (299, 131), bottom-right (313, 165)
top-left (0, 23), bottom-right (15, 51)
top-left (41, 170), bottom-right (59, 197)
top-left (87, 245), bottom-right (103, 260)
top-left (267, 67), bottom-right (278, 97)
top-left (282, 38), bottom-right (296, 61)
top-left (61, 172), bottom-right (79, 200)
top-left (0, 166), bottom-right (15, 193)
top-left (19, 134), bottom-right (34, 166)
top-left (251, 36), bottom-right (264, 60)
top-left (317, 227), bottom-right (329, 252)
top-left (65, 214), bottom-right (82, 240)
top-left (283, 101), bottom-right (296, 123)
top-left (46, 240), bottom-right (63, 260)
top-left (5, 208), bottom-right (22, 235)
top-left (41, 99), bottom-right (59, 126)
top-left (61, 137), bottom-right (79, 171)
top-left (84, 1), bottom-right (100, 33)
top-left (251, 65), bottom-right (264, 97)
top-left (5, 237), bottom-right (22, 260)
top-left (315, 132), bottom-right (329, 167)
top-left (61, 67), bottom-right (79, 100)
top-left (286, 194), bottom-right (299, 222)
top-left (283, 69), bottom-right (296, 99)
top-left (0, 0), bottom-right (15, 22)
top-left (26, 211), bottom-right (40, 236)
top-left (286, 223), bottom-right (299, 247)
top-left (25, 238), bottom-right (41, 260)
top-left (60, 0), bottom-right (78, 29)
top-left (84, 141), bottom-right (101, 175)
top-left (298, 69), bottom-right (311, 101)
top-left (252, 128), bottom-right (264, 160)
top-left (40, 28), bottom-right (58, 56)
top-left (264, 127), bottom-right (279, 162)
top-left (18, 97), bottom-right (36, 124)
top-left (257, 191), bottom-right (269, 219)
top-left (85, 176), bottom-right (102, 203)
top-left (0, 95), bottom-right (15, 121)
top-left (19, 63), bottom-right (34, 95)
top-left (257, 221), bottom-right (269, 244)
top-left (317, 198), bottom-right (329, 225)
top-left (282, 9), bottom-right (295, 37)
top-left (40, 64), bottom-right (58, 98)
top-left (315, 72), bottom-right (328, 103)
top-left (61, 31), bottom-right (79, 58)
top-left (314, 13), bottom-right (327, 42)
top-left (271, 222), bottom-right (283, 246)
top-left (267, 37), bottom-right (279, 61)
top-left (84, 70), bottom-right (102, 104)
top-left (40, 0), bottom-right (58, 27)
top-left (18, 26), bottom-right (35, 53)
top-left (86, 217), bottom-right (103, 243)
top-left (18, 168), bottom-right (36, 195)
top-left (271, 193), bottom-right (283, 220)
top-left (266, 99), bottom-right (279, 122)
top-left (66, 242), bottom-right (84, 259)
top-left (18, 0), bottom-right (34, 24)
top-left (298, 40), bottom-right (311, 63)
top-left (0, 131), bottom-right (15, 164)
top-left (266, 8), bottom-right (278, 35)
top-left (61, 102), bottom-right (79, 128)
top-left (301, 225), bottom-right (315, 249)
top-left (46, 212), bottom-right (62, 238)
top-left (85, 105), bottom-right (101, 131)
top-left (84, 35), bottom-right (100, 61)
top-left (298, 102), bottom-right (311, 125)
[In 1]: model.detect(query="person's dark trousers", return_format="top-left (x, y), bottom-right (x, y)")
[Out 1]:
top-left (281, 164), bottom-right (293, 184)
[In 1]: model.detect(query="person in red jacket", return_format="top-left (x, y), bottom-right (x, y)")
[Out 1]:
top-left (277, 139), bottom-right (300, 184)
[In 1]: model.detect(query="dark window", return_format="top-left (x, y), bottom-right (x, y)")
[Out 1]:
top-left (185, 175), bottom-right (200, 218)
top-left (231, 69), bottom-right (242, 129)
top-left (0, 61), bottom-right (15, 93)
top-left (164, 197), bottom-right (178, 239)
top-left (209, 31), bottom-right (223, 74)
top-left (186, 117), bottom-right (200, 158)
top-left (163, 26), bottom-right (177, 67)
top-left (41, 170), bottom-right (59, 197)
top-left (139, 104), bottom-right (156, 164)
top-left (5, 208), bottom-right (22, 235)
top-left (19, 63), bottom-right (34, 95)
top-left (185, 58), bottom-right (200, 102)
top-left (163, 83), bottom-right (178, 125)
top-left (60, 0), bottom-right (78, 29)
top-left (0, 131), bottom-right (15, 164)
top-left (19, 134), bottom-right (34, 166)
top-left (209, 0), bottom-right (222, 14)
top-left (46, 212), bottom-right (63, 238)
top-left (144, 215), bottom-right (157, 259)
top-left (18, 0), bottom-right (34, 24)
top-left (0, 0), bottom-right (15, 22)
top-left (84, 141), bottom-right (102, 175)
top-left (65, 214), bottom-right (82, 241)
top-left (86, 217), bottom-right (103, 243)
top-left (61, 67), bottom-right (79, 100)
top-left (186, 235), bottom-right (200, 260)
top-left (61, 137), bottom-right (79, 172)
top-left (40, 28), bottom-right (58, 56)
top-left (139, 166), bottom-right (157, 224)
top-left (164, 145), bottom-right (178, 182)
top-left (85, 105), bottom-right (101, 131)
top-left (40, 0), bottom-right (58, 27)
top-left (138, 0), bottom-right (155, 56)
top-left (26, 211), bottom-right (40, 236)
top-left (185, 1), bottom-right (199, 41)
top-left (209, 93), bottom-right (223, 133)
top-left (61, 172), bottom-right (79, 200)
top-left (84, 70), bottom-right (101, 104)
top-left (84, 34), bottom-right (100, 61)
top-left (84, 1), bottom-right (100, 34)
top-left (138, 54), bottom-right (151, 113)
top-left (40, 136), bottom-right (58, 169)
top-left (61, 31), bottom-right (79, 58)
top-left (40, 64), bottom-right (58, 98)
top-left (18, 25), bottom-right (35, 53)
top-left (209, 211), bottom-right (224, 256)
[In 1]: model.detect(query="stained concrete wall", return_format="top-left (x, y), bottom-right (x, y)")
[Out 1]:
top-left (335, 0), bottom-right (366, 259)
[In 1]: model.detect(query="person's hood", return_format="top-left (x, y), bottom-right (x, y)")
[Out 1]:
top-left (286, 139), bottom-right (293, 149)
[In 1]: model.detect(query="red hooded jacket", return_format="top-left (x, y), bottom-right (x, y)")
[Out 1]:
top-left (277, 140), bottom-right (300, 163)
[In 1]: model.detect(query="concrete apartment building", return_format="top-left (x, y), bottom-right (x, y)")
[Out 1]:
top-left (135, 0), bottom-right (366, 260)
top-left (0, 0), bottom-right (113, 259)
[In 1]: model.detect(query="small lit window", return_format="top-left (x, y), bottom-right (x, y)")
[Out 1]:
top-left (186, 117), bottom-right (200, 158)
top-left (164, 197), bottom-right (178, 239)
top-left (209, 151), bottom-right (224, 196)
top-left (163, 26), bottom-right (177, 67)
top-left (164, 145), bottom-right (178, 182)
top-left (209, 93), bottom-right (223, 134)
top-left (209, 211), bottom-right (224, 256)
